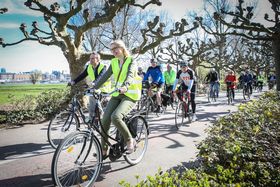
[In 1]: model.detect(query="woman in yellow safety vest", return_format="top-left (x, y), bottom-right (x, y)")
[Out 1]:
top-left (94, 39), bottom-right (142, 157)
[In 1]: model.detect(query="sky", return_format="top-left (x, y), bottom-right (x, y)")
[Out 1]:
top-left (0, 0), bottom-right (272, 73)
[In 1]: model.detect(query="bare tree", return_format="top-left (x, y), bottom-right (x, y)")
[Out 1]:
top-left (30, 70), bottom-right (42, 84)
top-left (198, 0), bottom-right (280, 90)
top-left (0, 0), bottom-right (198, 85)
top-left (0, 8), bottom-right (8, 14)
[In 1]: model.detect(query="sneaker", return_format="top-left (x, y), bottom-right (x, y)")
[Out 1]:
top-left (192, 114), bottom-right (197, 121)
top-left (126, 139), bottom-right (136, 154)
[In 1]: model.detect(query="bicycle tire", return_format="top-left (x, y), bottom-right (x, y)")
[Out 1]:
top-left (51, 131), bottom-right (102, 187)
top-left (124, 116), bottom-right (149, 165)
top-left (243, 88), bottom-right (246, 100)
top-left (175, 102), bottom-right (185, 129)
top-left (48, 110), bottom-right (80, 149)
top-left (207, 89), bottom-right (211, 103)
top-left (145, 98), bottom-right (153, 119)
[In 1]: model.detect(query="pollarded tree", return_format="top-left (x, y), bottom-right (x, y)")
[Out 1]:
top-left (0, 8), bottom-right (8, 14)
top-left (30, 70), bottom-right (42, 84)
top-left (0, 0), bottom-right (199, 82)
top-left (198, 0), bottom-right (280, 90)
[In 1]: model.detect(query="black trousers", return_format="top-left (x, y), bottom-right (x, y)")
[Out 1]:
top-left (177, 84), bottom-right (196, 113)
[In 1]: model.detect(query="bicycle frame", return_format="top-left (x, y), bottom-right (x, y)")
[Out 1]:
top-left (176, 90), bottom-right (191, 116)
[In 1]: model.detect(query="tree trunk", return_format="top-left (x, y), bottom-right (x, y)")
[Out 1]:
top-left (67, 54), bottom-right (88, 107)
top-left (272, 35), bottom-right (280, 91)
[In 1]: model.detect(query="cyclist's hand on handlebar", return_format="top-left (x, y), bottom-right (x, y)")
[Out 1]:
top-left (119, 86), bottom-right (128, 94)
top-left (67, 81), bottom-right (74, 86)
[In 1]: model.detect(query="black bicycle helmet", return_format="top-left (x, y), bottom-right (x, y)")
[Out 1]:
top-left (180, 61), bottom-right (188, 67)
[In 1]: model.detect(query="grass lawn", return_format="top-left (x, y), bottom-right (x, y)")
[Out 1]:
top-left (0, 83), bottom-right (67, 105)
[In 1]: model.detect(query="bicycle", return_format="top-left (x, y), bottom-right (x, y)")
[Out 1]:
top-left (243, 82), bottom-right (251, 100)
top-left (257, 81), bottom-right (263, 92)
top-left (47, 87), bottom-right (116, 149)
top-left (174, 90), bottom-right (192, 129)
top-left (207, 82), bottom-right (218, 103)
top-left (226, 81), bottom-right (234, 105)
top-left (139, 82), bottom-right (165, 119)
top-left (51, 88), bottom-right (149, 187)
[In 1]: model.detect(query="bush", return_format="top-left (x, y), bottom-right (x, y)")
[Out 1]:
top-left (4, 88), bottom-right (70, 124)
top-left (120, 91), bottom-right (280, 187)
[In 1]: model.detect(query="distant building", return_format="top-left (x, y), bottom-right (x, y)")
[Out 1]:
top-left (0, 68), bottom-right (6, 73)
top-left (14, 73), bottom-right (31, 81)
top-left (0, 73), bottom-right (15, 81)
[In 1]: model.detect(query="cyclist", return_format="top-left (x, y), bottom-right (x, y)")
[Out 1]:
top-left (238, 72), bottom-right (245, 90)
top-left (268, 72), bottom-right (276, 90)
top-left (164, 64), bottom-right (176, 95)
top-left (172, 61), bottom-right (197, 121)
top-left (93, 39), bottom-right (142, 156)
top-left (68, 52), bottom-right (111, 122)
top-left (257, 71), bottom-right (265, 91)
top-left (137, 66), bottom-right (145, 79)
top-left (143, 59), bottom-right (165, 113)
top-left (224, 70), bottom-right (236, 100)
top-left (204, 68), bottom-right (220, 98)
top-left (243, 69), bottom-right (253, 94)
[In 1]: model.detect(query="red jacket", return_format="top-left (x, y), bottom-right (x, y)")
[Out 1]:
top-left (225, 75), bottom-right (236, 89)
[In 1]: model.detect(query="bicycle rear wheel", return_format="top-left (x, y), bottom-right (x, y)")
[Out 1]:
top-left (175, 102), bottom-right (185, 129)
top-left (48, 110), bottom-right (80, 149)
top-left (124, 116), bottom-right (149, 165)
top-left (51, 131), bottom-right (102, 187)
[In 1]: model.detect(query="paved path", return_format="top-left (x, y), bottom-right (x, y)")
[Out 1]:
top-left (0, 91), bottom-right (261, 187)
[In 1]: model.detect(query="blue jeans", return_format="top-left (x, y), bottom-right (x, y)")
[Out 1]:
top-left (210, 82), bottom-right (219, 97)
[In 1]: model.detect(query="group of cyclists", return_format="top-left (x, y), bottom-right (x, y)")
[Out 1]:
top-left (68, 39), bottom-right (277, 159)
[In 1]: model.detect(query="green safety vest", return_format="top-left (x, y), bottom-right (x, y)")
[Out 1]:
top-left (87, 63), bottom-right (111, 93)
top-left (111, 57), bottom-right (142, 101)
top-left (164, 70), bottom-right (176, 85)
top-left (257, 75), bottom-right (265, 82)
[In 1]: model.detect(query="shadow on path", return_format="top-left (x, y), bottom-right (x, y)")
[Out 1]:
top-left (0, 143), bottom-right (53, 160)
top-left (0, 174), bottom-right (53, 187)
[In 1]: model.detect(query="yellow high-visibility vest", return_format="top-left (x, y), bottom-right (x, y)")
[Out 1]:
top-left (87, 63), bottom-right (111, 93)
top-left (111, 57), bottom-right (142, 101)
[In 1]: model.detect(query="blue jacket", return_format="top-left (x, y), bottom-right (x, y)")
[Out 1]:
top-left (143, 66), bottom-right (165, 84)
top-left (243, 73), bottom-right (253, 83)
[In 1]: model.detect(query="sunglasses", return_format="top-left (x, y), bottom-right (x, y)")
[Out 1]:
top-left (111, 46), bottom-right (120, 51)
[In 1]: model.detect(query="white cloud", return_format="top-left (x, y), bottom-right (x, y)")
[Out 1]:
top-left (0, 22), bottom-right (19, 29)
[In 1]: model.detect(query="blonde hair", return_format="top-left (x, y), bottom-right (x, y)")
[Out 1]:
top-left (111, 39), bottom-right (130, 57)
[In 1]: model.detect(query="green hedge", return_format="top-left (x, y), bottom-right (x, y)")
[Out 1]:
top-left (120, 91), bottom-right (280, 187)
top-left (2, 88), bottom-right (70, 124)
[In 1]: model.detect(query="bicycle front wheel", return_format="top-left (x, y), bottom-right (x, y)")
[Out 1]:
top-left (124, 116), bottom-right (149, 165)
top-left (47, 110), bottom-right (80, 149)
top-left (175, 102), bottom-right (185, 129)
top-left (51, 131), bottom-right (102, 187)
